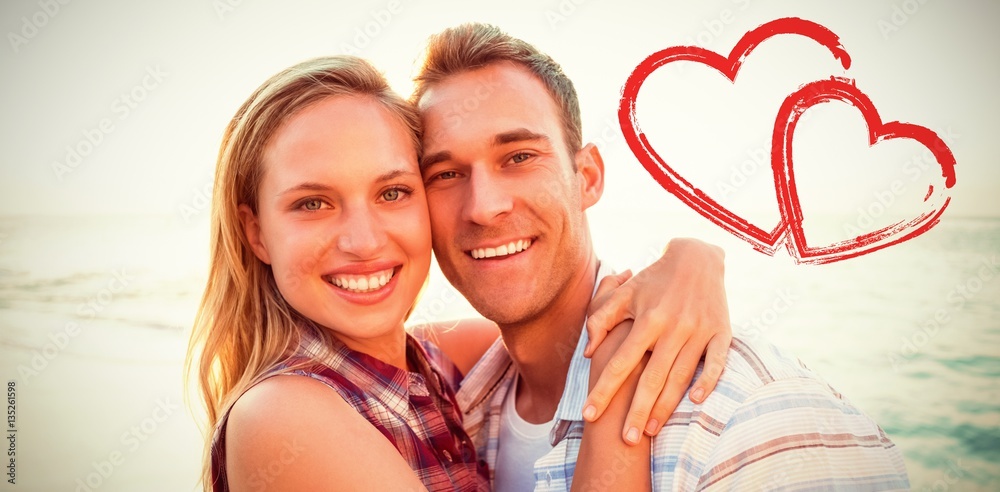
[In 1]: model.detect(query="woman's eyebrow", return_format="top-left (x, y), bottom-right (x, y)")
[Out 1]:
top-left (278, 182), bottom-right (332, 196)
top-left (278, 169), bottom-right (419, 197)
top-left (376, 168), bottom-right (420, 183)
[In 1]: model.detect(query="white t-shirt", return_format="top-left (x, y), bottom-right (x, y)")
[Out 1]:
top-left (493, 376), bottom-right (556, 492)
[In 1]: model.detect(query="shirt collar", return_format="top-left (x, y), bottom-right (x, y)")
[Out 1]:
top-left (550, 261), bottom-right (615, 444)
top-left (293, 325), bottom-right (446, 404)
top-left (456, 336), bottom-right (513, 412)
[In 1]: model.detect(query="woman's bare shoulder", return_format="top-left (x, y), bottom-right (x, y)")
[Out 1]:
top-left (225, 375), bottom-right (426, 491)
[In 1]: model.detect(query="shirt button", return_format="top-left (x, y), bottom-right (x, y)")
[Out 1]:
top-left (408, 375), bottom-right (429, 396)
top-left (546, 471), bottom-right (552, 486)
top-left (442, 449), bottom-right (452, 462)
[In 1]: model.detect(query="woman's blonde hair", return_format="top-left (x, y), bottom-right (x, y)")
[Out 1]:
top-left (184, 55), bottom-right (421, 490)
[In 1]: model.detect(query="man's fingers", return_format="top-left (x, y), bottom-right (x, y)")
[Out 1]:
top-left (584, 270), bottom-right (633, 357)
top-left (688, 332), bottom-right (731, 404)
top-left (583, 326), bottom-right (653, 421)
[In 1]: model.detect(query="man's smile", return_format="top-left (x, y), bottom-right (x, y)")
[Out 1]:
top-left (467, 237), bottom-right (534, 259)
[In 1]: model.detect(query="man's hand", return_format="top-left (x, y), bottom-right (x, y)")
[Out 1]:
top-left (582, 238), bottom-right (732, 442)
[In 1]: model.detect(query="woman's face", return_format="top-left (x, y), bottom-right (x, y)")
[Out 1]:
top-left (240, 95), bottom-right (431, 359)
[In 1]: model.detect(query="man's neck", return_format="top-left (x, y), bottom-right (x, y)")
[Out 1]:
top-left (502, 253), bottom-right (600, 424)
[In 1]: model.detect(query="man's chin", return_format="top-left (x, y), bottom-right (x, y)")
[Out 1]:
top-left (461, 286), bottom-right (541, 325)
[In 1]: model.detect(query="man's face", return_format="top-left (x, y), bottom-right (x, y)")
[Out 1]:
top-left (418, 62), bottom-right (600, 325)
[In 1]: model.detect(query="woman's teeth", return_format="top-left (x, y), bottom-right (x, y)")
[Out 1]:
top-left (327, 268), bottom-right (394, 293)
top-left (470, 239), bottom-right (532, 259)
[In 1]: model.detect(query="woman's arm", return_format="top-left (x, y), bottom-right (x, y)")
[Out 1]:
top-left (573, 320), bottom-right (651, 491)
top-left (584, 238), bottom-right (732, 439)
top-left (226, 375), bottom-right (428, 491)
top-left (409, 319), bottom-right (499, 376)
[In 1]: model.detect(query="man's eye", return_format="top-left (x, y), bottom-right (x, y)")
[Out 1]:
top-left (436, 171), bottom-right (458, 180)
top-left (511, 153), bottom-right (532, 164)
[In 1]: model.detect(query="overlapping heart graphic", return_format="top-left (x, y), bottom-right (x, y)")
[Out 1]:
top-left (619, 17), bottom-right (957, 264)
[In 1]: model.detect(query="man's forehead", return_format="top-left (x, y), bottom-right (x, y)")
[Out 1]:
top-left (417, 62), bottom-right (554, 114)
top-left (417, 62), bottom-right (563, 149)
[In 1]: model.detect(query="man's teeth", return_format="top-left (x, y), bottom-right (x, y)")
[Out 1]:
top-left (471, 239), bottom-right (532, 259)
top-left (328, 268), bottom-right (394, 293)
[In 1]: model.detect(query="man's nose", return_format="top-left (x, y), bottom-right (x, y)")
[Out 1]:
top-left (463, 169), bottom-right (513, 225)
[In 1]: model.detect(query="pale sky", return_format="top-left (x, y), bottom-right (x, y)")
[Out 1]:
top-left (1, 0), bottom-right (997, 227)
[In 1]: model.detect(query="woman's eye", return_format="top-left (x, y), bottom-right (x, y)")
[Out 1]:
top-left (382, 187), bottom-right (410, 202)
top-left (302, 199), bottom-right (323, 211)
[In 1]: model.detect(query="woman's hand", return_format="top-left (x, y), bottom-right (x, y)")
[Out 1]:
top-left (582, 238), bottom-right (732, 442)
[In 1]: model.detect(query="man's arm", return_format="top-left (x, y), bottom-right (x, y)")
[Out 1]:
top-left (584, 238), bottom-right (732, 440)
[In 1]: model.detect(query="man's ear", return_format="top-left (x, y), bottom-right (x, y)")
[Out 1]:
top-left (238, 204), bottom-right (271, 265)
top-left (575, 143), bottom-right (605, 210)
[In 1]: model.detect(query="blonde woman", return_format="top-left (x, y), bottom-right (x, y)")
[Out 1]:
top-left (186, 55), bottom-right (729, 491)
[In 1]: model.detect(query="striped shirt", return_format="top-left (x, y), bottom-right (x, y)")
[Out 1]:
top-left (456, 269), bottom-right (910, 490)
top-left (211, 329), bottom-right (489, 491)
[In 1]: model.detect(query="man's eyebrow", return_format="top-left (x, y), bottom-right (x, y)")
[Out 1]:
top-left (420, 151), bottom-right (451, 171)
top-left (421, 129), bottom-right (550, 170)
top-left (493, 128), bottom-right (549, 147)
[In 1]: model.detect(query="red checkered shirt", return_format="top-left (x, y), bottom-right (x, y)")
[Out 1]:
top-left (210, 329), bottom-right (489, 491)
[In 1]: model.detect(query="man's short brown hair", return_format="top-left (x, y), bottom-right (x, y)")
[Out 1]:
top-left (411, 23), bottom-right (583, 158)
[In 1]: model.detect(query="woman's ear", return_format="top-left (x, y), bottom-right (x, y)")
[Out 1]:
top-left (575, 142), bottom-right (605, 210)
top-left (238, 204), bottom-right (271, 265)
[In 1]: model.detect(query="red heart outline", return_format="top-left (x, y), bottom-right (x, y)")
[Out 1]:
top-left (620, 17), bottom-right (958, 264)
top-left (619, 17), bottom-right (852, 254)
top-left (773, 77), bottom-right (957, 264)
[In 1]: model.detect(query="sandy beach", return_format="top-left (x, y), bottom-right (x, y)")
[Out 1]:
top-left (3, 309), bottom-right (202, 491)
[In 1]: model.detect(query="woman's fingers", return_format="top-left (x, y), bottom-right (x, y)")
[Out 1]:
top-left (584, 269), bottom-right (633, 357)
top-left (583, 334), bottom-right (652, 422)
top-left (688, 332), bottom-right (731, 403)
top-left (620, 333), bottom-right (684, 443)
top-left (642, 332), bottom-right (731, 436)
top-left (644, 339), bottom-right (704, 436)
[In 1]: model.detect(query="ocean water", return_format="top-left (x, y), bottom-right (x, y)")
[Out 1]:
top-left (0, 213), bottom-right (997, 490)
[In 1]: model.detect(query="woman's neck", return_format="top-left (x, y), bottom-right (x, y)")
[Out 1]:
top-left (330, 325), bottom-right (411, 371)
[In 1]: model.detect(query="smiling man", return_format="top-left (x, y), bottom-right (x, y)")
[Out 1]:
top-left (411, 23), bottom-right (911, 490)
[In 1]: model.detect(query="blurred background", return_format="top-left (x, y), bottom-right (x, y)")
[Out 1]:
top-left (1, 0), bottom-right (997, 490)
